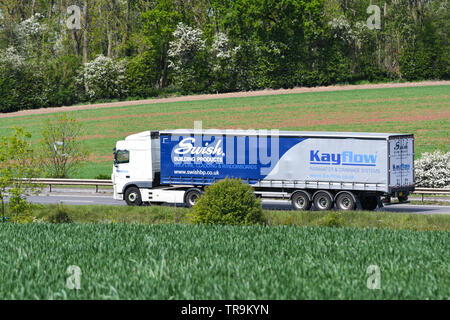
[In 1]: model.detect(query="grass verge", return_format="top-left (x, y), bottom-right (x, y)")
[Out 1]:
top-left (22, 203), bottom-right (450, 231)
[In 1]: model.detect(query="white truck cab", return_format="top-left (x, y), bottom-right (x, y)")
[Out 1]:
top-left (113, 131), bottom-right (159, 202)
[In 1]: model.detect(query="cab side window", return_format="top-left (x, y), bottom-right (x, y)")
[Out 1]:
top-left (115, 150), bottom-right (130, 164)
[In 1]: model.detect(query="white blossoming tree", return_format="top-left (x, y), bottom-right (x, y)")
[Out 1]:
top-left (168, 22), bottom-right (209, 92)
top-left (209, 32), bottom-right (241, 92)
top-left (414, 151), bottom-right (450, 188)
top-left (76, 55), bottom-right (128, 101)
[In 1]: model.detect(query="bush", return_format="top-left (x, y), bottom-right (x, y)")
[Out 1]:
top-left (318, 212), bottom-right (344, 228)
top-left (76, 55), bottom-right (128, 101)
top-left (47, 203), bottom-right (73, 223)
top-left (189, 178), bottom-right (264, 225)
top-left (126, 52), bottom-right (160, 98)
top-left (0, 59), bottom-right (47, 112)
top-left (95, 174), bottom-right (111, 180)
top-left (415, 151), bottom-right (450, 188)
top-left (44, 55), bottom-right (81, 107)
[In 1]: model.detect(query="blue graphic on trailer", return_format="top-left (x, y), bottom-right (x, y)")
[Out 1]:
top-left (160, 133), bottom-right (306, 185)
top-left (309, 150), bottom-right (377, 167)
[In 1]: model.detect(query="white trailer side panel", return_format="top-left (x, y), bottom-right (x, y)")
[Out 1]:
top-left (262, 138), bottom-right (388, 192)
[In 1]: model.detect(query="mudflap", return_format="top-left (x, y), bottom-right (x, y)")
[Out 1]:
top-left (355, 196), bottom-right (363, 210)
top-left (377, 196), bottom-right (384, 208)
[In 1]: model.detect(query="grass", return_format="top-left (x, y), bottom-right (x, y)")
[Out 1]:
top-left (0, 223), bottom-right (448, 299)
top-left (0, 85), bottom-right (448, 178)
top-left (20, 203), bottom-right (450, 231)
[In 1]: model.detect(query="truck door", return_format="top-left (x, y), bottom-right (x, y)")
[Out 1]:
top-left (389, 137), bottom-right (414, 189)
top-left (113, 148), bottom-right (130, 194)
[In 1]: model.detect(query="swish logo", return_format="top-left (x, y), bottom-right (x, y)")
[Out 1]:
top-left (174, 137), bottom-right (225, 156)
top-left (310, 150), bottom-right (377, 167)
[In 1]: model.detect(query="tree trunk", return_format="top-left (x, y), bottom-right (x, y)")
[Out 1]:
top-left (160, 41), bottom-right (169, 88)
top-left (31, 0), bottom-right (36, 16)
top-left (107, 24), bottom-right (113, 57)
top-left (48, 0), bottom-right (54, 18)
top-left (82, 0), bottom-right (89, 64)
top-left (123, 0), bottom-right (131, 56)
top-left (71, 30), bottom-right (81, 56)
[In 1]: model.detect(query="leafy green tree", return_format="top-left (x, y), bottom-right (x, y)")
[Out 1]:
top-left (190, 178), bottom-right (264, 225)
top-left (0, 128), bottom-right (42, 222)
top-left (140, 0), bottom-right (182, 88)
top-left (40, 114), bottom-right (90, 178)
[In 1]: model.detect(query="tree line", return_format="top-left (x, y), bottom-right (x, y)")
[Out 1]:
top-left (0, 0), bottom-right (448, 113)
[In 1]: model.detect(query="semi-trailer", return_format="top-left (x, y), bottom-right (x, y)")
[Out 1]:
top-left (112, 129), bottom-right (414, 210)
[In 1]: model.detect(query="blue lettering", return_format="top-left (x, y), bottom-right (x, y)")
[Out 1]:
top-left (331, 153), bottom-right (341, 165)
top-left (354, 154), bottom-right (363, 163)
top-left (310, 150), bottom-right (320, 162)
top-left (321, 153), bottom-right (330, 162)
top-left (310, 150), bottom-right (377, 167)
top-left (364, 154), bottom-right (377, 164)
top-left (342, 151), bottom-right (353, 163)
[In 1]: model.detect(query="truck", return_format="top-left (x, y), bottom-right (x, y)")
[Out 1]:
top-left (112, 129), bottom-right (414, 210)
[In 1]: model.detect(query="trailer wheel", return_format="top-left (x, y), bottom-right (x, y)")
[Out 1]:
top-left (124, 186), bottom-right (142, 206)
top-left (291, 191), bottom-right (311, 211)
top-left (335, 192), bottom-right (356, 211)
top-left (361, 196), bottom-right (378, 211)
top-left (184, 189), bottom-right (202, 208)
top-left (313, 191), bottom-right (333, 211)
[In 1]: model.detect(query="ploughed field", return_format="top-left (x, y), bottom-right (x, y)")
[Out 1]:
top-left (0, 223), bottom-right (448, 299)
top-left (0, 85), bottom-right (448, 178)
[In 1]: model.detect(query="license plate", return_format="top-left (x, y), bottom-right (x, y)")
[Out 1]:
top-left (398, 192), bottom-right (403, 196)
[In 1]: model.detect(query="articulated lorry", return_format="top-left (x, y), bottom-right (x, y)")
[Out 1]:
top-left (112, 130), bottom-right (414, 210)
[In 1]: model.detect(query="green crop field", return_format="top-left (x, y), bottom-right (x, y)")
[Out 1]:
top-left (0, 85), bottom-right (448, 178)
top-left (0, 223), bottom-right (448, 299)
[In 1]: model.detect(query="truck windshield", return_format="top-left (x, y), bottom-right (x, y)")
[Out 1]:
top-left (114, 150), bottom-right (129, 164)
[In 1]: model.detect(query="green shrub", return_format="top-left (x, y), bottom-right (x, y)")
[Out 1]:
top-left (190, 178), bottom-right (263, 225)
top-left (126, 52), bottom-right (160, 98)
top-left (95, 174), bottom-right (111, 180)
top-left (318, 212), bottom-right (344, 228)
top-left (47, 204), bottom-right (73, 223)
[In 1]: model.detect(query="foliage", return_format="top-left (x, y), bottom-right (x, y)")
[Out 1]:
top-left (95, 174), bottom-right (111, 180)
top-left (47, 203), bottom-right (73, 224)
top-left (39, 114), bottom-right (90, 178)
top-left (76, 55), bottom-right (128, 101)
top-left (415, 151), bottom-right (450, 188)
top-left (0, 128), bottom-right (42, 220)
top-left (168, 22), bottom-right (210, 93)
top-left (190, 178), bottom-right (263, 225)
top-left (0, 223), bottom-right (448, 299)
top-left (0, 0), bottom-right (448, 113)
top-left (318, 212), bottom-right (344, 228)
top-left (125, 52), bottom-right (160, 98)
top-left (27, 202), bottom-right (450, 231)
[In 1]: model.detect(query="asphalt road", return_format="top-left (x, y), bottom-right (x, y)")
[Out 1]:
top-left (22, 192), bottom-right (450, 215)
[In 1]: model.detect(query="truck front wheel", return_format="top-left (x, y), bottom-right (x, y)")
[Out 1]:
top-left (184, 189), bottom-right (202, 208)
top-left (125, 187), bottom-right (142, 206)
